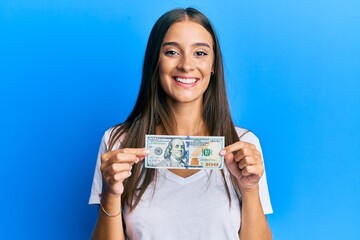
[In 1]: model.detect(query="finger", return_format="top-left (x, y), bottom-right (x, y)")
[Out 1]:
top-left (237, 156), bottom-right (260, 169)
top-left (102, 148), bottom-right (150, 162)
top-left (104, 163), bottom-right (132, 177)
top-left (107, 170), bottom-right (132, 185)
top-left (234, 147), bottom-right (261, 162)
top-left (102, 177), bottom-right (124, 195)
top-left (219, 141), bottom-right (256, 156)
top-left (101, 155), bottom-right (131, 173)
top-left (122, 148), bottom-right (150, 157)
top-left (113, 171), bottom-right (132, 182)
top-left (101, 153), bottom-right (141, 172)
top-left (223, 152), bottom-right (235, 162)
top-left (110, 182), bottom-right (125, 196)
top-left (112, 153), bottom-right (140, 163)
top-left (224, 153), bottom-right (240, 174)
top-left (104, 153), bottom-right (139, 166)
top-left (241, 165), bottom-right (264, 178)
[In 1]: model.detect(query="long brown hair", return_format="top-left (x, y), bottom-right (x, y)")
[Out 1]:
top-left (108, 7), bottom-right (240, 210)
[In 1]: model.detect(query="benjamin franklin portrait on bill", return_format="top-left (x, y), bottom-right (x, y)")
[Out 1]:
top-left (159, 138), bottom-right (187, 167)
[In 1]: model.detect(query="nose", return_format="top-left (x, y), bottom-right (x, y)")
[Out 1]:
top-left (177, 54), bottom-right (195, 72)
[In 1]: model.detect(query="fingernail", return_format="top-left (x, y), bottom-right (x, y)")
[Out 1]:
top-left (136, 157), bottom-right (139, 163)
top-left (143, 149), bottom-right (150, 154)
top-left (219, 150), bottom-right (226, 156)
top-left (128, 171), bottom-right (132, 176)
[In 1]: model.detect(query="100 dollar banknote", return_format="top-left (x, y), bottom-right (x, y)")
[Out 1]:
top-left (145, 135), bottom-right (225, 169)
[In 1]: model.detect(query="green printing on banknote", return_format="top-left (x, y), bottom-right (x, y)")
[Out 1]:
top-left (145, 135), bottom-right (224, 169)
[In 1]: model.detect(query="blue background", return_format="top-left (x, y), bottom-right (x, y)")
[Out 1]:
top-left (1, 0), bottom-right (359, 239)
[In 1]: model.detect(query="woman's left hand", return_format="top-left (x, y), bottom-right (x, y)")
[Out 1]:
top-left (220, 141), bottom-right (264, 191)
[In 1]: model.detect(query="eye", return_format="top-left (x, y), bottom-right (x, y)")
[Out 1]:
top-left (194, 51), bottom-right (208, 57)
top-left (164, 50), bottom-right (179, 56)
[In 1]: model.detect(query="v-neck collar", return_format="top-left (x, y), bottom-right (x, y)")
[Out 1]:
top-left (158, 168), bottom-right (208, 185)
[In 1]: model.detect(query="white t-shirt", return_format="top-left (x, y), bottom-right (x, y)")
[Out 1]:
top-left (89, 127), bottom-right (273, 240)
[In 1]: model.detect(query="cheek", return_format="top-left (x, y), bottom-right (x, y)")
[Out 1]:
top-left (199, 61), bottom-right (213, 76)
top-left (199, 64), bottom-right (212, 83)
top-left (158, 59), bottom-right (172, 83)
top-left (158, 61), bottom-right (167, 88)
top-left (158, 60), bottom-right (165, 78)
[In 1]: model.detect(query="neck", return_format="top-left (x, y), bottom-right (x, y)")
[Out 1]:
top-left (166, 98), bottom-right (208, 136)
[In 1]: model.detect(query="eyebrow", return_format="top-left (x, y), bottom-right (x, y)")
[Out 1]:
top-left (162, 41), bottom-right (211, 48)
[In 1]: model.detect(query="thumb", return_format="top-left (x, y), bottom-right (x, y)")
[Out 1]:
top-left (223, 152), bottom-right (235, 163)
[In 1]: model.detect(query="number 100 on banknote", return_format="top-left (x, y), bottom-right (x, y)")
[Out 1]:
top-left (145, 135), bottom-right (225, 169)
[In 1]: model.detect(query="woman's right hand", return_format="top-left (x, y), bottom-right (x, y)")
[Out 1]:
top-left (100, 148), bottom-right (150, 196)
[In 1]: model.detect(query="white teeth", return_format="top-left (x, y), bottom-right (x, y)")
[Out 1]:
top-left (175, 77), bottom-right (197, 84)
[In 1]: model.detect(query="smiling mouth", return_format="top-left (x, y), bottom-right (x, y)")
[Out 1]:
top-left (174, 77), bottom-right (198, 84)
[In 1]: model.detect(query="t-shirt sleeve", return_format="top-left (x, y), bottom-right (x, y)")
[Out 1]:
top-left (236, 128), bottom-right (273, 215)
top-left (88, 131), bottom-right (109, 205)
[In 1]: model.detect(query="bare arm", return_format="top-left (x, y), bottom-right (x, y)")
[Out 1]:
top-left (92, 193), bottom-right (124, 240)
top-left (221, 141), bottom-right (272, 240)
top-left (91, 148), bottom-right (149, 240)
top-left (239, 186), bottom-right (272, 240)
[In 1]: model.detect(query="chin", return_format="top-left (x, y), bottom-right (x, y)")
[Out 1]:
top-left (173, 93), bottom-right (203, 103)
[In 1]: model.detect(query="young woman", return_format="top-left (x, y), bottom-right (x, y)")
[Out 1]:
top-left (89, 7), bottom-right (273, 240)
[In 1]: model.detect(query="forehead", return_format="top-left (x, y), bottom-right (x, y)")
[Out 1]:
top-left (163, 20), bottom-right (213, 46)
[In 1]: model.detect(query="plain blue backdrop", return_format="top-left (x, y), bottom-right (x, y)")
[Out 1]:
top-left (1, 0), bottom-right (359, 239)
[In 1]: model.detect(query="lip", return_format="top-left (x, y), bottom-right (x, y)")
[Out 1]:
top-left (173, 76), bottom-right (199, 88)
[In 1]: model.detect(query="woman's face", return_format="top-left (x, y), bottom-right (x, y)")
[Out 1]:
top-left (159, 20), bottom-right (214, 104)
